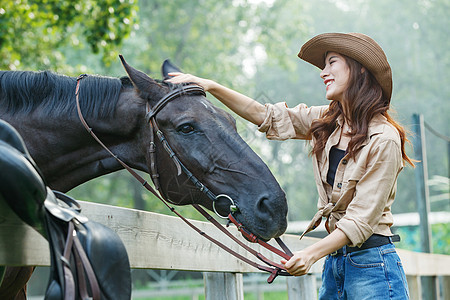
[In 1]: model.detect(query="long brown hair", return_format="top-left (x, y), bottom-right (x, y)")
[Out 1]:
top-left (307, 55), bottom-right (414, 166)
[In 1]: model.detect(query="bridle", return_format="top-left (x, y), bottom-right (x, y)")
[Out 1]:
top-left (75, 74), bottom-right (293, 283)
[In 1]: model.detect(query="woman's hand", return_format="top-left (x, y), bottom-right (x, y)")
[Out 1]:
top-left (166, 72), bottom-right (215, 91)
top-left (281, 229), bottom-right (350, 276)
top-left (281, 250), bottom-right (316, 276)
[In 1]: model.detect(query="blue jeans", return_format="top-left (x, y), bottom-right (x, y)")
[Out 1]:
top-left (319, 243), bottom-right (409, 299)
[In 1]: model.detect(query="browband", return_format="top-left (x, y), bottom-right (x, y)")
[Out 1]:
top-left (145, 84), bottom-right (206, 123)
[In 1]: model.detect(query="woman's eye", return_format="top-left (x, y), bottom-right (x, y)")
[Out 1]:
top-left (178, 124), bottom-right (195, 134)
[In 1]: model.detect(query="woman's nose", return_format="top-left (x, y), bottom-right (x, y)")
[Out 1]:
top-left (320, 67), bottom-right (329, 79)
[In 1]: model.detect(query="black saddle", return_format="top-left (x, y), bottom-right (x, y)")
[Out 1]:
top-left (0, 119), bottom-right (131, 299)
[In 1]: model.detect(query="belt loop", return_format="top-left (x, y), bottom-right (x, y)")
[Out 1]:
top-left (343, 246), bottom-right (347, 256)
top-left (388, 236), bottom-right (393, 243)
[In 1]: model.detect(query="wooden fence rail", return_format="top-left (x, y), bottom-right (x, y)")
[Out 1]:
top-left (1, 200), bottom-right (449, 299)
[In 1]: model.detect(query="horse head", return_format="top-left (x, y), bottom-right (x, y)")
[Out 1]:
top-left (120, 56), bottom-right (287, 240)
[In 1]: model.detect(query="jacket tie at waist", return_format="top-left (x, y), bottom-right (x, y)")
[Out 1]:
top-left (300, 203), bottom-right (343, 239)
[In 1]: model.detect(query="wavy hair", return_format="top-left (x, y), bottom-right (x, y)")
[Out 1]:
top-left (307, 55), bottom-right (414, 166)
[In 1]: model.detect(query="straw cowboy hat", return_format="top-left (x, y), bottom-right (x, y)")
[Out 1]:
top-left (298, 32), bottom-right (392, 100)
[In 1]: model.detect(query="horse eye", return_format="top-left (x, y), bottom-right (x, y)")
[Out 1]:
top-left (178, 124), bottom-right (195, 134)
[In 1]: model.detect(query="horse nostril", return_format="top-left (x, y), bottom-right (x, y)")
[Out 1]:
top-left (255, 196), bottom-right (272, 219)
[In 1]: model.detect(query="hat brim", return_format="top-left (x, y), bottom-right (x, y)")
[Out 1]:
top-left (298, 33), bottom-right (392, 100)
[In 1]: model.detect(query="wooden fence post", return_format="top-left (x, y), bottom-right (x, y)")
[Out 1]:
top-left (407, 275), bottom-right (421, 300)
top-left (412, 114), bottom-right (437, 300)
top-left (204, 272), bottom-right (244, 300)
top-left (440, 276), bottom-right (450, 300)
top-left (286, 275), bottom-right (317, 300)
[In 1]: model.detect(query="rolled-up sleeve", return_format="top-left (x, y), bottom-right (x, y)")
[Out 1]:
top-left (335, 138), bottom-right (403, 247)
top-left (258, 102), bottom-right (328, 140)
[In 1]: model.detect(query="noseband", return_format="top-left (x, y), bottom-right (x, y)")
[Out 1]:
top-left (75, 74), bottom-right (293, 283)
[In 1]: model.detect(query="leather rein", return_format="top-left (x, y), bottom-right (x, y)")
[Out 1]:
top-left (75, 74), bottom-right (293, 283)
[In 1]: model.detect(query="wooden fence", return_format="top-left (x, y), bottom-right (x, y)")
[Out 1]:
top-left (1, 200), bottom-right (449, 299)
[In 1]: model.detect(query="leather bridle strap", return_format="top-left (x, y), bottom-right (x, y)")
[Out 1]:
top-left (227, 213), bottom-right (293, 260)
top-left (149, 118), bottom-right (217, 202)
top-left (75, 75), bottom-right (293, 283)
top-left (146, 84), bottom-right (206, 122)
top-left (192, 204), bottom-right (289, 269)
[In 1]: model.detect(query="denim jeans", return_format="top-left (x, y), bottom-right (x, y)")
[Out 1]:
top-left (319, 243), bottom-right (410, 299)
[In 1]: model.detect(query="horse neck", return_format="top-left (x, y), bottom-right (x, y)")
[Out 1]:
top-left (0, 89), bottom-right (148, 192)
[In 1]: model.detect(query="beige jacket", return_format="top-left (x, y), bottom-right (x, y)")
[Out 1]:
top-left (258, 102), bottom-right (404, 247)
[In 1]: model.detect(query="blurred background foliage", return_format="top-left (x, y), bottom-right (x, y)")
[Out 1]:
top-left (0, 0), bottom-right (139, 70)
top-left (1, 0), bottom-right (448, 254)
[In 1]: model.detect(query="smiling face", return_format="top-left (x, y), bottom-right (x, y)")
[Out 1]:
top-left (320, 52), bottom-right (350, 102)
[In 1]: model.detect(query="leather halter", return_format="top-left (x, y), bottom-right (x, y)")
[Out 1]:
top-left (75, 74), bottom-right (293, 283)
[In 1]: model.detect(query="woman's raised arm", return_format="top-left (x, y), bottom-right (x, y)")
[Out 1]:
top-left (167, 72), bottom-right (266, 126)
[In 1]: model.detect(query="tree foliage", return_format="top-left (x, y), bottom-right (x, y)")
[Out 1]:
top-left (0, 0), bottom-right (138, 70)
top-left (106, 0), bottom-right (305, 87)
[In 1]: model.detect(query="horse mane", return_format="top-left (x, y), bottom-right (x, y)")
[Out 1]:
top-left (0, 70), bottom-right (133, 118)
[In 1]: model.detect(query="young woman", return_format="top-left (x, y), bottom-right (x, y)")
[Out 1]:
top-left (168, 32), bottom-right (412, 299)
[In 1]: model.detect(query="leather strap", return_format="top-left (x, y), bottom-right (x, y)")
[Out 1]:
top-left (227, 213), bottom-right (292, 260)
top-left (275, 237), bottom-right (294, 257)
top-left (148, 114), bottom-right (160, 190)
top-left (62, 222), bottom-right (76, 300)
top-left (151, 118), bottom-right (182, 176)
top-left (145, 85), bottom-right (206, 122)
top-left (61, 218), bottom-right (101, 299)
top-left (72, 233), bottom-right (101, 299)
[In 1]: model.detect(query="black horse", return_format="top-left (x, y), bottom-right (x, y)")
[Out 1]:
top-left (0, 58), bottom-right (288, 297)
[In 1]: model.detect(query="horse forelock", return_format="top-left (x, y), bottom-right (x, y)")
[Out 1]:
top-left (0, 70), bottom-right (130, 118)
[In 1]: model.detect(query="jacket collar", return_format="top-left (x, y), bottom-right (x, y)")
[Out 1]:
top-left (362, 114), bottom-right (388, 147)
top-left (323, 113), bottom-right (389, 158)
top-left (336, 114), bottom-right (388, 147)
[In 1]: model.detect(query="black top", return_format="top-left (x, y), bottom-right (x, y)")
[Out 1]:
top-left (327, 147), bottom-right (346, 187)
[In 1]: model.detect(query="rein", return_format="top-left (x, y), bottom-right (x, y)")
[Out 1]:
top-left (75, 74), bottom-right (293, 283)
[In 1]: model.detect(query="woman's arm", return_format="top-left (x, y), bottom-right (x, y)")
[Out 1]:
top-left (281, 228), bottom-right (350, 276)
top-left (167, 72), bottom-right (266, 126)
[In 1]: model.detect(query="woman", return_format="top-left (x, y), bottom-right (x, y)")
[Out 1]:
top-left (168, 32), bottom-right (412, 299)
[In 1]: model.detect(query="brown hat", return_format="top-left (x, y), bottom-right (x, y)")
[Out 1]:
top-left (298, 33), bottom-right (392, 100)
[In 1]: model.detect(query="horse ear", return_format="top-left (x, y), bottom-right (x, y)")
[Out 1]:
top-left (161, 59), bottom-right (182, 80)
top-left (119, 55), bottom-right (160, 99)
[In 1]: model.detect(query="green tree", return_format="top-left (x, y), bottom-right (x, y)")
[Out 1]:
top-left (0, 0), bottom-right (138, 71)
top-left (109, 0), bottom-right (305, 87)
